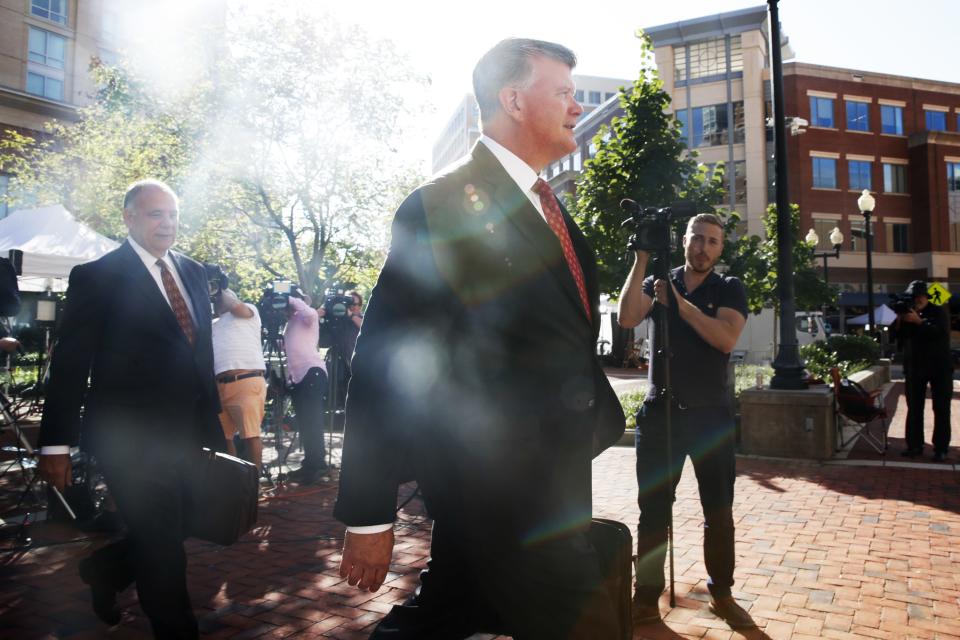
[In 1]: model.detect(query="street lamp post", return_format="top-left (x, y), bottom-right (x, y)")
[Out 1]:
top-left (857, 189), bottom-right (877, 335)
top-left (804, 227), bottom-right (844, 287)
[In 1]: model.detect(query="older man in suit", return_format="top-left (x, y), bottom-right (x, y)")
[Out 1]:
top-left (38, 179), bottom-right (223, 639)
top-left (335, 39), bottom-right (625, 639)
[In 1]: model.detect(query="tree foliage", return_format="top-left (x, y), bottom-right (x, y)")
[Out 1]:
top-left (0, 7), bottom-right (427, 302)
top-left (570, 34), bottom-right (729, 296)
top-left (726, 203), bottom-right (836, 314)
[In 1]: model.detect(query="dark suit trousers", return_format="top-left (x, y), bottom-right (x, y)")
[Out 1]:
top-left (370, 517), bottom-right (618, 640)
top-left (290, 367), bottom-right (329, 470)
top-left (91, 440), bottom-right (198, 639)
top-left (634, 404), bottom-right (737, 604)
top-left (905, 362), bottom-right (953, 453)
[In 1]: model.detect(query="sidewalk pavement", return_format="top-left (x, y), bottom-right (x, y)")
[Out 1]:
top-left (3, 385), bottom-right (960, 638)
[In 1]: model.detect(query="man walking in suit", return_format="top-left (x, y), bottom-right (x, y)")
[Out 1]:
top-left (38, 179), bottom-right (224, 638)
top-left (335, 39), bottom-right (625, 639)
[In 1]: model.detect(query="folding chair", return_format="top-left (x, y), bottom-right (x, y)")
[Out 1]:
top-left (831, 367), bottom-right (888, 454)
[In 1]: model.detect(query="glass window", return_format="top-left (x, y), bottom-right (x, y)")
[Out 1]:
top-left (888, 223), bottom-right (909, 253)
top-left (674, 35), bottom-right (741, 84)
top-left (685, 101), bottom-right (745, 148)
top-left (846, 101), bottom-right (870, 131)
top-left (27, 27), bottom-right (65, 69)
top-left (588, 91), bottom-right (601, 104)
top-left (949, 163), bottom-right (960, 228)
top-left (848, 160), bottom-right (872, 191)
top-left (925, 110), bottom-right (947, 131)
top-left (812, 219), bottom-right (836, 250)
top-left (949, 162), bottom-right (960, 192)
top-left (26, 71), bottom-right (62, 100)
top-left (676, 109), bottom-right (688, 144)
top-left (31, 0), bottom-right (67, 25)
top-left (574, 90), bottom-right (584, 103)
top-left (809, 97), bottom-right (834, 127)
top-left (849, 219), bottom-right (866, 251)
top-left (812, 157), bottom-right (837, 189)
top-left (883, 163), bottom-right (907, 194)
top-left (881, 105), bottom-right (904, 134)
top-left (734, 160), bottom-right (746, 204)
top-left (604, 92), bottom-right (614, 101)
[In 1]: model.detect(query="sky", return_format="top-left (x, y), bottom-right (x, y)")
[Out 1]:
top-left (320, 0), bottom-right (959, 170)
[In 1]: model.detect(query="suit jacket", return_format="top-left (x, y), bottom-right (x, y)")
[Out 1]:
top-left (39, 241), bottom-right (223, 457)
top-left (334, 143), bottom-right (624, 544)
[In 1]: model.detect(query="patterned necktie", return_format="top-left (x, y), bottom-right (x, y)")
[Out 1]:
top-left (532, 179), bottom-right (591, 322)
top-left (156, 259), bottom-right (195, 345)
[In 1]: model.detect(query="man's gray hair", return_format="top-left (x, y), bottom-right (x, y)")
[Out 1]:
top-left (123, 179), bottom-right (178, 211)
top-left (472, 38), bottom-right (577, 124)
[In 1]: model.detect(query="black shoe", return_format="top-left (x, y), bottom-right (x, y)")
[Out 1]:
top-left (709, 596), bottom-right (757, 630)
top-left (631, 598), bottom-right (661, 625)
top-left (901, 448), bottom-right (921, 457)
top-left (933, 452), bottom-right (949, 463)
top-left (286, 464), bottom-right (329, 483)
top-left (78, 557), bottom-right (121, 626)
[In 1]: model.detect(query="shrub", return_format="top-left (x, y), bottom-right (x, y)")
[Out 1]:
top-left (618, 388), bottom-right (647, 430)
top-left (800, 335), bottom-right (879, 381)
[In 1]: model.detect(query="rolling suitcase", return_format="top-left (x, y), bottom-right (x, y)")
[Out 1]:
top-left (589, 517), bottom-right (633, 639)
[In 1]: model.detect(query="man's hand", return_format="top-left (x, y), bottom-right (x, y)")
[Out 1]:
top-left (39, 454), bottom-right (72, 492)
top-left (902, 310), bottom-right (922, 325)
top-left (339, 529), bottom-right (394, 592)
top-left (653, 278), bottom-right (679, 308)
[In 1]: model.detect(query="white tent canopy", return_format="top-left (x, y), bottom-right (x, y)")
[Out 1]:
top-left (0, 204), bottom-right (119, 291)
top-left (847, 303), bottom-right (898, 326)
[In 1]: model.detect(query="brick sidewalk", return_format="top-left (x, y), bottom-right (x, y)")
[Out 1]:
top-left (3, 441), bottom-right (960, 639)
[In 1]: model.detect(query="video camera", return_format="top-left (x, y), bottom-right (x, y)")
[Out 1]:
top-left (888, 293), bottom-right (914, 315)
top-left (319, 290), bottom-right (355, 348)
top-left (204, 263), bottom-right (229, 299)
top-left (620, 199), bottom-right (698, 253)
top-left (258, 280), bottom-right (303, 338)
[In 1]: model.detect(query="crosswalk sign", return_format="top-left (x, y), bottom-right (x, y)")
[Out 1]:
top-left (927, 282), bottom-right (951, 306)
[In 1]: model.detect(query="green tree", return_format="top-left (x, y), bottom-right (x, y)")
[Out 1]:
top-left (570, 34), bottom-right (729, 296)
top-left (726, 203), bottom-right (836, 314)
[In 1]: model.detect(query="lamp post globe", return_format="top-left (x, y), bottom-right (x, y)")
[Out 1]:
top-left (857, 189), bottom-right (877, 334)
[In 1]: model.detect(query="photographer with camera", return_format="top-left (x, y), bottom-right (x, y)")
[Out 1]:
top-left (896, 280), bottom-right (952, 461)
top-left (618, 213), bottom-right (753, 629)
top-left (284, 292), bottom-right (329, 483)
top-left (212, 285), bottom-right (266, 473)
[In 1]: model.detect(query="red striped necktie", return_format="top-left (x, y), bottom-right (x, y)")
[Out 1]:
top-left (157, 259), bottom-right (195, 345)
top-left (532, 179), bottom-right (591, 322)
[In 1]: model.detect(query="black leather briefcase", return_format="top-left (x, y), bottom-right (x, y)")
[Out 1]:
top-left (588, 517), bottom-right (633, 640)
top-left (184, 448), bottom-right (258, 546)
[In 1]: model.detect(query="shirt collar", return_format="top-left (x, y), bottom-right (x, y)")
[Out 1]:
top-left (479, 135), bottom-right (540, 194)
top-left (127, 235), bottom-right (171, 271)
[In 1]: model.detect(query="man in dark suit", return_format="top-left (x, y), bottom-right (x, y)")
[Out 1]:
top-left (38, 180), bottom-right (224, 638)
top-left (335, 39), bottom-right (625, 639)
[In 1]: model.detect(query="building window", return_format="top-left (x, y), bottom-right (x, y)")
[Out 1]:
top-left (848, 160), bottom-right (872, 191)
top-left (604, 92), bottom-right (614, 101)
top-left (574, 90), bottom-right (584, 103)
top-left (674, 35), bottom-right (742, 84)
top-left (809, 97), bottom-right (834, 128)
top-left (925, 110), bottom-right (947, 131)
top-left (26, 26), bottom-right (65, 100)
top-left (846, 101), bottom-right (870, 132)
top-left (887, 223), bottom-right (909, 253)
top-left (734, 160), bottom-right (746, 204)
top-left (849, 219), bottom-right (865, 251)
top-left (812, 157), bottom-right (837, 189)
top-left (883, 163), bottom-right (907, 194)
top-left (31, 0), bottom-right (67, 25)
top-left (880, 105), bottom-right (903, 134)
top-left (812, 219), bottom-right (836, 251)
top-left (588, 91), bottom-right (601, 104)
top-left (680, 102), bottom-right (745, 148)
top-left (948, 163), bottom-right (960, 227)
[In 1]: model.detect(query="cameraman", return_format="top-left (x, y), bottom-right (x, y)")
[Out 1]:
top-left (212, 287), bottom-right (266, 472)
top-left (284, 293), bottom-right (329, 483)
top-left (618, 214), bottom-right (753, 629)
top-left (897, 281), bottom-right (952, 461)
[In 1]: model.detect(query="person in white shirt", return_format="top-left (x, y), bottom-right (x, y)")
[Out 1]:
top-left (212, 287), bottom-right (266, 472)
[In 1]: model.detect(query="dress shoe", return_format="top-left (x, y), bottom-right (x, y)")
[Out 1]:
top-left (78, 557), bottom-right (121, 626)
top-left (286, 464), bottom-right (329, 484)
top-left (900, 448), bottom-right (922, 458)
top-left (709, 596), bottom-right (756, 630)
top-left (631, 598), bottom-right (661, 624)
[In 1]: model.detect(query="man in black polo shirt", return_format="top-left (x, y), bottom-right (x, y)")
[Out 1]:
top-left (618, 213), bottom-right (753, 630)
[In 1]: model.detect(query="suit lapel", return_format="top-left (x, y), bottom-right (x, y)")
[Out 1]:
top-left (472, 144), bottom-right (591, 324)
top-left (118, 242), bottom-right (194, 343)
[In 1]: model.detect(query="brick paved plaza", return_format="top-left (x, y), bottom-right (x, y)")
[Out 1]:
top-left (2, 387), bottom-right (959, 639)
